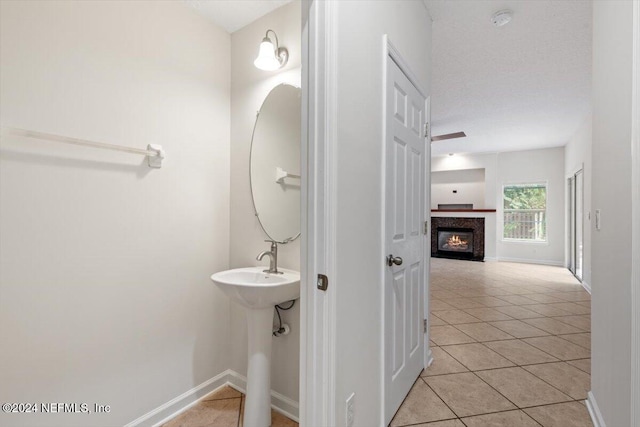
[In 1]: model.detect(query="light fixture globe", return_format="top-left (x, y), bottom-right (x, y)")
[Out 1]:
top-left (254, 38), bottom-right (280, 71)
top-left (254, 30), bottom-right (288, 71)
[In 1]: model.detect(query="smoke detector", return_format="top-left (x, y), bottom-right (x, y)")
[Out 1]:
top-left (491, 9), bottom-right (513, 27)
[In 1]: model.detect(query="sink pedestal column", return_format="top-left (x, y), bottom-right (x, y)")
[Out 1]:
top-left (244, 306), bottom-right (274, 427)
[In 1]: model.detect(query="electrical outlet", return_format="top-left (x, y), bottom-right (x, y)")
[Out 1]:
top-left (346, 392), bottom-right (355, 427)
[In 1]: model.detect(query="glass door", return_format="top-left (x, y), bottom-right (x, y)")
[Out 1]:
top-left (567, 171), bottom-right (583, 281)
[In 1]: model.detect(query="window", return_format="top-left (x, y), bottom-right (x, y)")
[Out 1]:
top-left (503, 183), bottom-right (547, 241)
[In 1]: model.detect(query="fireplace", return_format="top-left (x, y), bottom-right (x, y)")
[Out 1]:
top-left (432, 217), bottom-right (485, 261)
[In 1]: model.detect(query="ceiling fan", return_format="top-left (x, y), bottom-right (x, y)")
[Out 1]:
top-left (431, 131), bottom-right (466, 142)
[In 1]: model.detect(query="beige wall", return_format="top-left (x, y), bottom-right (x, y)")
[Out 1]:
top-left (591, 1), bottom-right (634, 425)
top-left (0, 2), bottom-right (231, 426)
top-left (228, 1), bottom-right (301, 406)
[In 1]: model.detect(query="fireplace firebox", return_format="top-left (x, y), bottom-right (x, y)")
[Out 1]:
top-left (438, 228), bottom-right (474, 254)
top-left (431, 217), bottom-right (485, 261)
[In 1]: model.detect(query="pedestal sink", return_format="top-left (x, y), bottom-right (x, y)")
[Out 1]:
top-left (211, 267), bottom-right (300, 427)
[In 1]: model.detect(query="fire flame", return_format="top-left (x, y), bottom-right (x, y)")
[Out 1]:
top-left (446, 235), bottom-right (469, 249)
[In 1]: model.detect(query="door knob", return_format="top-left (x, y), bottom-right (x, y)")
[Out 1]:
top-left (387, 255), bottom-right (403, 266)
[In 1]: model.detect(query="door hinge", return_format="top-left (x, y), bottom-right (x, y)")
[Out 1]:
top-left (423, 318), bottom-right (428, 333)
top-left (424, 221), bottom-right (429, 235)
top-left (317, 274), bottom-right (329, 291)
top-left (424, 122), bottom-right (430, 139)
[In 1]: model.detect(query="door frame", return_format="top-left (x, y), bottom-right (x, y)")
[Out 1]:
top-left (630, 0), bottom-right (640, 422)
top-left (300, 1), bottom-right (338, 425)
top-left (380, 35), bottom-right (431, 425)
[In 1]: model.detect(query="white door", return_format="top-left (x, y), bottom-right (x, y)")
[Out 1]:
top-left (384, 54), bottom-right (427, 425)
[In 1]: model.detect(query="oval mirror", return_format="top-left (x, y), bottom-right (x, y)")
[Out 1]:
top-left (250, 83), bottom-right (301, 243)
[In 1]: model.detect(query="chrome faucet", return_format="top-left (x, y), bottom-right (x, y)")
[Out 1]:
top-left (257, 240), bottom-right (282, 274)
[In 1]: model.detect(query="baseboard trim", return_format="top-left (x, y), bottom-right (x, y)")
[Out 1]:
top-left (497, 257), bottom-right (564, 267)
top-left (484, 257), bottom-right (498, 262)
top-left (586, 391), bottom-right (606, 427)
top-left (581, 280), bottom-right (592, 294)
top-left (125, 369), bottom-right (231, 427)
top-left (427, 348), bottom-right (434, 368)
top-left (125, 370), bottom-right (299, 427)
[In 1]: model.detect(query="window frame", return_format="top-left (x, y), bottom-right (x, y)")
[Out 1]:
top-left (501, 181), bottom-right (549, 244)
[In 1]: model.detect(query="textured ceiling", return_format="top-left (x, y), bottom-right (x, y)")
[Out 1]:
top-left (424, 0), bottom-right (592, 156)
top-left (184, 0), bottom-right (293, 33)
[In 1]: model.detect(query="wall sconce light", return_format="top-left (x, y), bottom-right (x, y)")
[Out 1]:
top-left (254, 29), bottom-right (288, 71)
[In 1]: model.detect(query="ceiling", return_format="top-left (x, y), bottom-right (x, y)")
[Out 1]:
top-left (184, 0), bottom-right (293, 33)
top-left (424, 0), bottom-right (592, 157)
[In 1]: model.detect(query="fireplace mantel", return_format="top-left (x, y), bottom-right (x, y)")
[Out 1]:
top-left (431, 209), bottom-right (496, 213)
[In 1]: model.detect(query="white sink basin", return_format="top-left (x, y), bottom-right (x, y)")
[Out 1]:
top-left (210, 267), bottom-right (300, 309)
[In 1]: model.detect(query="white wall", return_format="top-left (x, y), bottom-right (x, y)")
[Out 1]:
top-left (332, 2), bottom-right (432, 426)
top-left (432, 147), bottom-right (565, 265)
top-left (564, 114), bottom-right (592, 288)
top-left (0, 2), bottom-right (231, 426)
top-left (228, 1), bottom-right (301, 406)
top-left (497, 147), bottom-right (565, 265)
top-left (591, 1), bottom-right (634, 425)
top-left (431, 168), bottom-right (485, 209)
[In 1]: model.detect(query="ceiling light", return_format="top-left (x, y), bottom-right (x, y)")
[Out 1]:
top-left (254, 29), bottom-right (289, 71)
top-left (491, 9), bottom-right (513, 27)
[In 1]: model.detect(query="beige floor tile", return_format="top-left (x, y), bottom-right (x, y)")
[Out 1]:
top-left (430, 314), bottom-right (448, 326)
top-left (567, 358), bottom-right (591, 374)
top-left (552, 315), bottom-right (591, 331)
top-left (462, 307), bottom-right (514, 321)
top-left (494, 305), bottom-right (544, 319)
top-left (423, 346), bottom-right (469, 376)
top-left (432, 299), bottom-right (457, 311)
top-left (476, 367), bottom-right (572, 408)
top-left (431, 325), bottom-right (476, 346)
top-left (524, 304), bottom-right (573, 317)
top-left (441, 343), bottom-right (515, 371)
top-left (408, 419), bottom-right (465, 427)
top-left (522, 318), bottom-right (585, 335)
top-left (576, 301), bottom-right (591, 307)
top-left (495, 295), bottom-right (540, 305)
top-left (547, 292), bottom-right (591, 302)
top-left (389, 380), bottom-right (456, 426)
top-left (469, 296), bottom-right (512, 307)
top-left (454, 323), bottom-right (515, 342)
top-left (432, 290), bottom-right (463, 299)
top-left (521, 293), bottom-right (566, 304)
top-left (547, 302), bottom-right (591, 314)
top-left (558, 333), bottom-right (590, 349)
top-left (432, 310), bottom-right (482, 325)
top-left (524, 336), bottom-right (590, 360)
top-left (442, 298), bottom-right (487, 309)
top-left (162, 399), bottom-right (241, 427)
top-left (461, 410), bottom-right (541, 427)
top-left (484, 339), bottom-right (558, 365)
top-left (238, 398), bottom-right (297, 427)
top-left (525, 402), bottom-right (594, 427)
top-left (424, 372), bottom-right (516, 417)
top-left (202, 385), bottom-right (242, 401)
top-left (523, 362), bottom-right (590, 400)
top-left (489, 320), bottom-right (550, 338)
top-left (272, 410), bottom-right (298, 427)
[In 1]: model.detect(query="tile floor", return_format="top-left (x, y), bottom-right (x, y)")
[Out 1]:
top-left (161, 385), bottom-right (297, 427)
top-left (163, 258), bottom-right (592, 427)
top-left (390, 258), bottom-right (593, 427)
